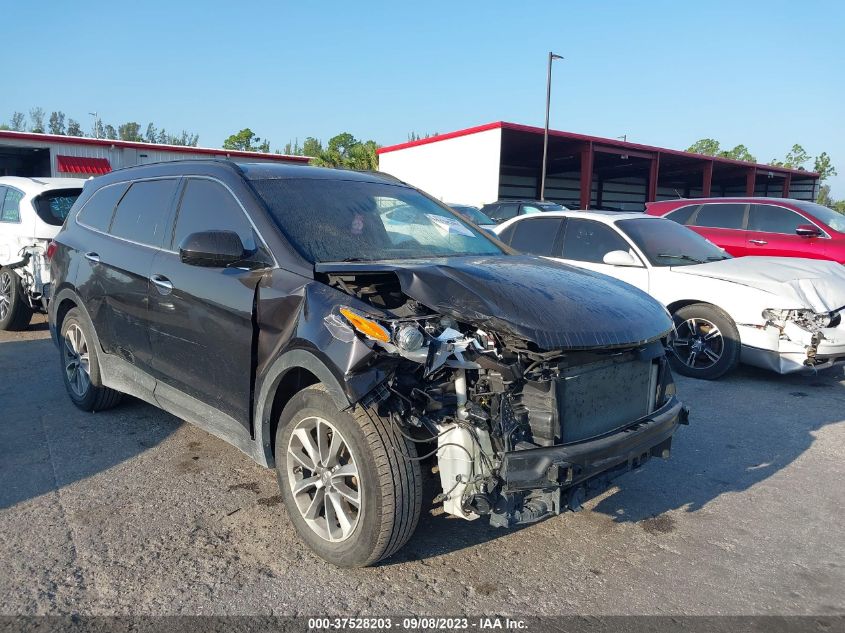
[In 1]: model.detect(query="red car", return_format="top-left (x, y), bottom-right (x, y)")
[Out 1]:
top-left (646, 197), bottom-right (845, 264)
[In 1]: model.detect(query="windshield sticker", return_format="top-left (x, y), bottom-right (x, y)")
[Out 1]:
top-left (425, 214), bottom-right (476, 237)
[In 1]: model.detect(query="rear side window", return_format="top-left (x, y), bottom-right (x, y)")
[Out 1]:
top-left (691, 203), bottom-right (746, 229)
top-left (562, 218), bottom-right (631, 263)
top-left (34, 189), bottom-right (82, 226)
top-left (487, 203), bottom-right (519, 222)
top-left (665, 204), bottom-right (698, 225)
top-left (77, 183), bottom-right (129, 232)
top-left (1, 187), bottom-right (24, 222)
top-left (110, 179), bottom-right (179, 248)
top-left (171, 179), bottom-right (256, 251)
top-left (508, 217), bottom-right (564, 256)
top-left (748, 204), bottom-right (809, 235)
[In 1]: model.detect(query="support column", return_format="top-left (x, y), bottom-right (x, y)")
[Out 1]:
top-left (745, 167), bottom-right (757, 196)
top-left (579, 143), bottom-right (594, 209)
top-left (702, 161), bottom-right (713, 197)
top-left (647, 153), bottom-right (660, 202)
top-left (781, 173), bottom-right (792, 198)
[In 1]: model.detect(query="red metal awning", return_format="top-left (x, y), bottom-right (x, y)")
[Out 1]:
top-left (56, 155), bottom-right (111, 175)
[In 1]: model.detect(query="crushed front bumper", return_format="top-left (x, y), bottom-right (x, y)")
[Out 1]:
top-left (499, 397), bottom-right (687, 493)
top-left (739, 322), bottom-right (845, 374)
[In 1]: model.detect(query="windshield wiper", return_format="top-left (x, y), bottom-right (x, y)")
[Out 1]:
top-left (656, 253), bottom-right (706, 264)
top-left (706, 255), bottom-right (730, 261)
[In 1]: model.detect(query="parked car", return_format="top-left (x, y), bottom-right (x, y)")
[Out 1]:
top-left (479, 199), bottom-right (569, 224)
top-left (447, 203), bottom-right (496, 227)
top-left (0, 177), bottom-right (83, 330)
top-left (646, 197), bottom-right (845, 264)
top-left (493, 211), bottom-right (845, 379)
top-left (49, 161), bottom-right (686, 567)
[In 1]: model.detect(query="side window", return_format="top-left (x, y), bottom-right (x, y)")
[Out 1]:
top-left (691, 203), bottom-right (745, 229)
top-left (110, 179), bottom-right (179, 248)
top-left (487, 203), bottom-right (519, 222)
top-left (508, 218), bottom-right (564, 256)
top-left (76, 183), bottom-right (129, 232)
top-left (748, 204), bottom-right (810, 235)
top-left (172, 179), bottom-right (257, 251)
top-left (1, 187), bottom-right (24, 222)
top-left (562, 219), bottom-right (631, 264)
top-left (665, 204), bottom-right (698, 225)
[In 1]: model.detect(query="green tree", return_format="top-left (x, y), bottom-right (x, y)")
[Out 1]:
top-left (145, 123), bottom-right (157, 143)
top-left (813, 152), bottom-right (837, 181)
top-left (720, 144), bottom-right (756, 162)
top-left (48, 111), bottom-right (65, 135)
top-left (302, 137), bottom-right (322, 157)
top-left (686, 138), bottom-right (721, 156)
top-left (772, 144), bottom-right (810, 169)
top-left (118, 122), bottom-right (143, 142)
top-left (10, 111), bottom-right (25, 131)
top-left (28, 107), bottom-right (45, 133)
top-left (104, 124), bottom-right (118, 140)
top-left (66, 118), bottom-right (83, 136)
top-left (223, 128), bottom-right (270, 152)
top-left (93, 118), bottom-right (106, 139)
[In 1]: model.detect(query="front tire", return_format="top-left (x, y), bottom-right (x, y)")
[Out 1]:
top-left (59, 307), bottom-right (123, 411)
top-left (0, 268), bottom-right (33, 331)
top-left (669, 303), bottom-right (740, 380)
top-left (275, 385), bottom-right (422, 567)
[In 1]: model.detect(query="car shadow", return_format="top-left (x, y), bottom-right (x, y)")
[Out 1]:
top-left (381, 363), bottom-right (845, 563)
top-left (590, 363), bottom-right (845, 523)
top-left (0, 338), bottom-right (177, 510)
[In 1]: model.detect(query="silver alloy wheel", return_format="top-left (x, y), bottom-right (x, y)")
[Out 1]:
top-left (63, 323), bottom-right (91, 397)
top-left (286, 416), bottom-right (361, 542)
top-left (0, 271), bottom-right (12, 321)
top-left (671, 317), bottom-right (723, 370)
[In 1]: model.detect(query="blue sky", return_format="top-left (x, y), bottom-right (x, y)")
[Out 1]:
top-left (6, 1), bottom-right (844, 195)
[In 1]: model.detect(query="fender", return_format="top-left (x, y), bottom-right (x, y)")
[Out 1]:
top-left (254, 348), bottom-right (352, 468)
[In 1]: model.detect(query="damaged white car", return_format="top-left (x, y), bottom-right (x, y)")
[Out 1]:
top-left (494, 211), bottom-right (845, 379)
top-left (0, 177), bottom-right (83, 330)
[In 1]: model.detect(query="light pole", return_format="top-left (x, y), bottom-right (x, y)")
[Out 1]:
top-left (540, 51), bottom-right (563, 201)
top-left (89, 112), bottom-right (99, 139)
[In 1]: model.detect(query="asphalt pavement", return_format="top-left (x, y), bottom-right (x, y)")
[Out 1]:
top-left (1, 315), bottom-right (843, 615)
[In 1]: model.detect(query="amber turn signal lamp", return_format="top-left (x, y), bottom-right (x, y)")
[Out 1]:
top-left (339, 307), bottom-right (390, 343)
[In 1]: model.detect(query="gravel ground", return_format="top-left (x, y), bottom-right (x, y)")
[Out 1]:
top-left (0, 314), bottom-right (843, 616)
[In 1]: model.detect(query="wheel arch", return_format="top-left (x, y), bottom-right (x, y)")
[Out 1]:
top-left (255, 349), bottom-right (351, 468)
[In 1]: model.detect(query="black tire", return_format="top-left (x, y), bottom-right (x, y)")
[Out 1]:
top-left (275, 385), bottom-right (422, 567)
top-left (669, 302), bottom-right (740, 380)
top-left (0, 267), bottom-right (33, 331)
top-left (59, 307), bottom-right (123, 411)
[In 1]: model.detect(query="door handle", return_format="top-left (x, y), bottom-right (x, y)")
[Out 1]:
top-left (85, 252), bottom-right (100, 263)
top-left (150, 274), bottom-right (173, 295)
top-left (749, 239), bottom-right (768, 245)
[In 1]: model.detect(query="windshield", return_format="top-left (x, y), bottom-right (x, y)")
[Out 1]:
top-left (34, 189), bottom-right (82, 226)
top-left (792, 200), bottom-right (845, 233)
top-left (617, 217), bottom-right (731, 266)
top-left (452, 205), bottom-right (495, 225)
top-left (525, 202), bottom-right (567, 213)
top-left (252, 178), bottom-right (504, 263)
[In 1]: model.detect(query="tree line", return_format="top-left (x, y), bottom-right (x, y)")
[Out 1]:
top-left (223, 128), bottom-right (379, 170)
top-left (1, 108), bottom-right (199, 147)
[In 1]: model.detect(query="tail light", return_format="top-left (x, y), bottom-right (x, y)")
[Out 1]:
top-left (45, 240), bottom-right (58, 261)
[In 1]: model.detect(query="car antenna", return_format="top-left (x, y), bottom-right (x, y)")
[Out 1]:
top-left (673, 189), bottom-right (682, 199)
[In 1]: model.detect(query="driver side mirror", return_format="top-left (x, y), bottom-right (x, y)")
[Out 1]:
top-left (603, 250), bottom-right (641, 267)
top-left (795, 224), bottom-right (822, 238)
top-left (179, 230), bottom-right (247, 267)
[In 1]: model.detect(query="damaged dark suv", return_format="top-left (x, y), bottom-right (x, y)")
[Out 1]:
top-left (49, 160), bottom-right (688, 567)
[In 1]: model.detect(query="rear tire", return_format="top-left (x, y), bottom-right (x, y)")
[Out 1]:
top-left (668, 303), bottom-right (740, 380)
top-left (275, 385), bottom-right (422, 567)
top-left (0, 268), bottom-right (33, 331)
top-left (59, 307), bottom-right (123, 411)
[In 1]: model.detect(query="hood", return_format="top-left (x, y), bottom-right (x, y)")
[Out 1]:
top-left (316, 255), bottom-right (672, 350)
top-left (673, 256), bottom-right (845, 313)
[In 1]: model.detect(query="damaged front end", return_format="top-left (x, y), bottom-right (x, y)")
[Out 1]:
top-left (318, 258), bottom-right (688, 528)
top-left (758, 307), bottom-right (845, 372)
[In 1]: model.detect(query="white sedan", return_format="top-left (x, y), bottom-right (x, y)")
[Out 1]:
top-left (493, 210), bottom-right (845, 379)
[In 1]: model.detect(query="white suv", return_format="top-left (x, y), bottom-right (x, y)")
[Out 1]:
top-left (0, 177), bottom-right (83, 330)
